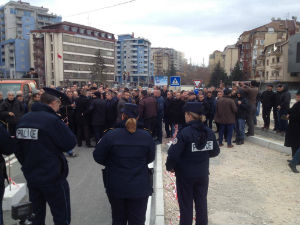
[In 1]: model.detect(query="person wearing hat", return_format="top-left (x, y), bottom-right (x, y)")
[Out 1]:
top-left (166, 102), bottom-right (220, 225)
top-left (285, 90), bottom-right (300, 173)
top-left (15, 93), bottom-right (77, 225)
top-left (260, 84), bottom-right (275, 130)
top-left (27, 89), bottom-right (41, 112)
top-left (93, 103), bottom-right (155, 225)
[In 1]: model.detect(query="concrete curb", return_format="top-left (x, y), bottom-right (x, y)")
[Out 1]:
top-left (149, 144), bottom-right (165, 225)
top-left (246, 136), bottom-right (291, 155)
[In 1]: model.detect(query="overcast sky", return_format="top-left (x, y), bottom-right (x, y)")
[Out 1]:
top-left (3, 0), bottom-right (300, 65)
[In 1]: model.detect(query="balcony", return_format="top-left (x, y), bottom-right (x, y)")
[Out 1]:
top-left (270, 64), bottom-right (282, 70)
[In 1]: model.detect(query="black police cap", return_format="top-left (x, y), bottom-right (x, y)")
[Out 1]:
top-left (121, 103), bottom-right (138, 118)
top-left (43, 87), bottom-right (71, 105)
top-left (183, 102), bottom-right (205, 115)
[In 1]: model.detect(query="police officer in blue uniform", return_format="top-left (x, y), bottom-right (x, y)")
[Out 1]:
top-left (93, 103), bottom-right (155, 225)
top-left (0, 122), bottom-right (15, 225)
top-left (166, 102), bottom-right (220, 225)
top-left (15, 92), bottom-right (77, 225)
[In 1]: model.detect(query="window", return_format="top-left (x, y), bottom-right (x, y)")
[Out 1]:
top-left (255, 40), bottom-right (259, 45)
top-left (268, 27), bottom-right (274, 33)
top-left (267, 59), bottom-right (269, 66)
top-left (291, 72), bottom-right (298, 77)
top-left (107, 34), bottom-right (112, 39)
top-left (86, 30), bottom-right (92, 35)
top-left (272, 58), bottom-right (275, 64)
top-left (296, 42), bottom-right (300, 63)
top-left (79, 28), bottom-right (85, 34)
top-left (101, 33), bottom-right (106, 38)
top-left (63, 25), bottom-right (70, 31)
top-left (10, 8), bottom-right (16, 14)
top-left (266, 71), bottom-right (269, 77)
top-left (277, 57), bottom-right (280, 63)
top-left (71, 27), bottom-right (78, 32)
top-left (260, 40), bottom-right (264, 45)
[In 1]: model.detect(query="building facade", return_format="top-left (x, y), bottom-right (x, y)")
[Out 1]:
top-left (0, 1), bottom-right (61, 78)
top-left (30, 22), bottom-right (115, 86)
top-left (223, 45), bottom-right (239, 75)
top-left (237, 18), bottom-right (300, 79)
top-left (256, 34), bottom-right (300, 84)
top-left (151, 47), bottom-right (185, 76)
top-left (209, 50), bottom-right (224, 73)
top-left (116, 34), bottom-right (153, 86)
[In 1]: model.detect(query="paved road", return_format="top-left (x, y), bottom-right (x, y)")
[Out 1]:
top-left (4, 146), bottom-right (111, 225)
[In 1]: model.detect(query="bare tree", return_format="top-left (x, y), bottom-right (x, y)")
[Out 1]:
top-left (91, 49), bottom-right (107, 84)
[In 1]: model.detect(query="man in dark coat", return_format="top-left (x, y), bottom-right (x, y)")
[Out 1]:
top-left (235, 90), bottom-right (248, 145)
top-left (88, 92), bottom-right (106, 143)
top-left (206, 91), bottom-right (216, 129)
top-left (170, 92), bottom-right (185, 129)
top-left (75, 90), bottom-right (92, 147)
top-left (276, 84), bottom-right (291, 133)
top-left (285, 90), bottom-right (300, 172)
top-left (138, 90), bottom-right (158, 134)
top-left (0, 91), bottom-right (25, 136)
top-left (105, 90), bottom-right (118, 129)
top-left (261, 84), bottom-right (275, 129)
top-left (273, 86), bottom-right (281, 131)
top-left (164, 91), bottom-right (174, 138)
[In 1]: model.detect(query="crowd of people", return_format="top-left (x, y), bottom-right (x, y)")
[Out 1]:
top-left (0, 81), bottom-right (299, 225)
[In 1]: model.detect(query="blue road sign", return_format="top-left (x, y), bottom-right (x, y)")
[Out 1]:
top-left (170, 76), bottom-right (181, 86)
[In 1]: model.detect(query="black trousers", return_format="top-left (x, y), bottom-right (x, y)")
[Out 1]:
top-left (176, 176), bottom-right (209, 225)
top-left (273, 107), bottom-right (279, 130)
top-left (76, 123), bottom-right (90, 146)
top-left (246, 104), bottom-right (256, 135)
top-left (28, 179), bottom-right (71, 225)
top-left (262, 107), bottom-right (272, 128)
top-left (144, 117), bottom-right (157, 136)
top-left (108, 196), bottom-right (149, 225)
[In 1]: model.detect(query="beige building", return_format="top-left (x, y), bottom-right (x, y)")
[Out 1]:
top-left (256, 41), bottom-right (300, 83)
top-left (151, 48), bottom-right (185, 75)
top-left (209, 50), bottom-right (224, 72)
top-left (223, 45), bottom-right (239, 75)
top-left (30, 22), bottom-right (115, 86)
top-left (237, 18), bottom-right (300, 79)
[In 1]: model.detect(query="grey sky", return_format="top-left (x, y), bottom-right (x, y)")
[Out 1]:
top-left (3, 0), bottom-right (300, 65)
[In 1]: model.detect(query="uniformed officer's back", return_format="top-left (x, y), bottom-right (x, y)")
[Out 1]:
top-left (93, 103), bottom-right (155, 225)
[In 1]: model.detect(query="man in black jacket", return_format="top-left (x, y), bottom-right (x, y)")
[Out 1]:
top-left (261, 84), bottom-right (275, 130)
top-left (105, 90), bottom-right (118, 129)
top-left (88, 92), bottom-right (106, 143)
top-left (75, 90), bottom-right (92, 147)
top-left (276, 84), bottom-right (291, 133)
top-left (15, 93), bottom-right (76, 225)
top-left (164, 91), bottom-right (174, 138)
top-left (0, 91), bottom-right (25, 136)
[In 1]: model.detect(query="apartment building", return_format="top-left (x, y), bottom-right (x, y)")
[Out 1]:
top-left (256, 33), bottom-right (300, 84)
top-left (237, 18), bottom-right (300, 79)
top-left (151, 47), bottom-right (185, 76)
top-left (0, 1), bottom-right (61, 78)
top-left (208, 50), bottom-right (224, 72)
top-left (223, 45), bottom-right (239, 75)
top-left (30, 22), bottom-right (115, 86)
top-left (116, 34), bottom-right (153, 86)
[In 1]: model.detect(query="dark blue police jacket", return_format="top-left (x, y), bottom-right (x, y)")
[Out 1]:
top-left (93, 126), bottom-right (155, 198)
top-left (166, 120), bottom-right (220, 178)
top-left (15, 103), bottom-right (77, 187)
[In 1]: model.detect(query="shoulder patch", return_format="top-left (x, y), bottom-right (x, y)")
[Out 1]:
top-left (143, 128), bottom-right (152, 134)
top-left (103, 128), bottom-right (114, 134)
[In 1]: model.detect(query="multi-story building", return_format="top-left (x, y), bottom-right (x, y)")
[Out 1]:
top-left (0, 1), bottom-right (61, 78)
top-left (30, 21), bottom-right (115, 86)
top-left (116, 34), bottom-right (153, 86)
top-left (223, 45), bottom-right (239, 75)
top-left (237, 18), bottom-right (300, 79)
top-left (151, 47), bottom-right (185, 76)
top-left (255, 33), bottom-right (300, 84)
top-left (208, 50), bottom-right (224, 73)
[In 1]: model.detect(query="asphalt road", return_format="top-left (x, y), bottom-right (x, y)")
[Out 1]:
top-left (4, 146), bottom-right (111, 225)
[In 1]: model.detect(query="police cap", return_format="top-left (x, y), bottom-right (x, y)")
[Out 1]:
top-left (183, 102), bottom-right (205, 115)
top-left (43, 87), bottom-right (71, 105)
top-left (122, 103), bottom-right (138, 118)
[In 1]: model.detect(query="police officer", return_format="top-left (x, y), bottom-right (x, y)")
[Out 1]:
top-left (93, 103), bottom-right (155, 225)
top-left (166, 102), bottom-right (220, 225)
top-left (0, 122), bottom-right (15, 225)
top-left (15, 92), bottom-right (77, 225)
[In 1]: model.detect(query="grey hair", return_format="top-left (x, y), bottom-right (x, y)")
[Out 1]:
top-left (7, 91), bottom-right (15, 96)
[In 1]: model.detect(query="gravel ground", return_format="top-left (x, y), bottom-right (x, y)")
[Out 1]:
top-left (162, 139), bottom-right (300, 225)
